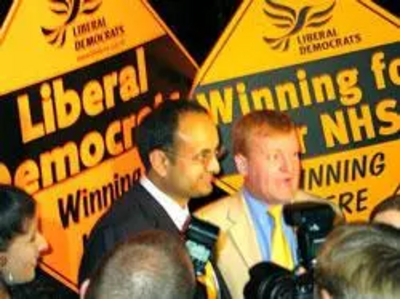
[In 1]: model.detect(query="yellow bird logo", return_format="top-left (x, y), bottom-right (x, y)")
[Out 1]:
top-left (263, 0), bottom-right (336, 51)
top-left (41, 0), bottom-right (102, 47)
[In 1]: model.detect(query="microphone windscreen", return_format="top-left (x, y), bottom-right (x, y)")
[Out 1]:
top-left (283, 201), bottom-right (335, 229)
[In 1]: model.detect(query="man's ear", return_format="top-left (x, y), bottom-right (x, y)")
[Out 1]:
top-left (234, 154), bottom-right (248, 175)
top-left (80, 279), bottom-right (90, 299)
top-left (0, 254), bottom-right (7, 267)
top-left (149, 149), bottom-right (169, 177)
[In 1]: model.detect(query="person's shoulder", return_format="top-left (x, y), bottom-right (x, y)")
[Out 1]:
top-left (198, 194), bottom-right (233, 213)
top-left (102, 183), bottom-right (149, 218)
top-left (88, 183), bottom-right (152, 236)
top-left (196, 193), bottom-right (239, 222)
top-left (79, 183), bottom-right (156, 283)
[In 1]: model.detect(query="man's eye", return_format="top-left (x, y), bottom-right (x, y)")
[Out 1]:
top-left (267, 153), bottom-right (278, 160)
top-left (29, 231), bottom-right (38, 243)
top-left (199, 153), bottom-right (211, 161)
top-left (198, 152), bottom-right (209, 160)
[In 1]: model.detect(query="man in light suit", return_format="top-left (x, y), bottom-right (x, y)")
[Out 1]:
top-left (79, 100), bottom-right (231, 299)
top-left (197, 110), bottom-right (342, 299)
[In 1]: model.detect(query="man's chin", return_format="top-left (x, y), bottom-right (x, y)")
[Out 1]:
top-left (201, 187), bottom-right (214, 197)
top-left (188, 186), bottom-right (212, 199)
top-left (274, 193), bottom-right (296, 204)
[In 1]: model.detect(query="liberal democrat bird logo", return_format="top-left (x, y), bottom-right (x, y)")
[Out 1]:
top-left (41, 0), bottom-right (102, 47)
top-left (263, 0), bottom-right (336, 51)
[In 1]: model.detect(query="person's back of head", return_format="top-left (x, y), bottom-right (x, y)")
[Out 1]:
top-left (136, 99), bottom-right (209, 171)
top-left (84, 230), bottom-right (195, 299)
top-left (370, 194), bottom-right (400, 228)
top-left (315, 223), bottom-right (400, 299)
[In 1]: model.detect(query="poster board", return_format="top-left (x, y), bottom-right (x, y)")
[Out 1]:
top-left (191, 0), bottom-right (399, 222)
top-left (0, 0), bottom-right (197, 292)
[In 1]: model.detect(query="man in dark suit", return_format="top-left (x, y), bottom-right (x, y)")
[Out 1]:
top-left (79, 99), bottom-right (230, 298)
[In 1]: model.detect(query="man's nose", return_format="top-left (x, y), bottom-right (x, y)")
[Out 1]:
top-left (207, 154), bottom-right (221, 174)
top-left (37, 232), bottom-right (49, 254)
top-left (280, 155), bottom-right (295, 173)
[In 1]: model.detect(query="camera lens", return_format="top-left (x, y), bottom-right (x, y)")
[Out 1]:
top-left (244, 262), bottom-right (295, 299)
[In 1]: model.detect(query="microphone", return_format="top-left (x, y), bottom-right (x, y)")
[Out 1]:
top-left (283, 201), bottom-right (335, 229)
top-left (184, 216), bottom-right (221, 299)
top-left (244, 202), bottom-right (337, 299)
top-left (283, 201), bottom-right (336, 270)
top-left (184, 215), bottom-right (219, 275)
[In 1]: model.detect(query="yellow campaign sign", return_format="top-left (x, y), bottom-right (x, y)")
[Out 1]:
top-left (0, 0), bottom-right (197, 292)
top-left (193, 0), bottom-right (399, 86)
top-left (191, 0), bottom-right (399, 222)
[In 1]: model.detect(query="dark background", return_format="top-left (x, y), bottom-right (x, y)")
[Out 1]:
top-left (150, 0), bottom-right (242, 65)
top-left (150, 0), bottom-right (399, 65)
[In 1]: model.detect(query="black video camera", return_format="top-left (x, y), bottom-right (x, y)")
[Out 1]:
top-left (244, 201), bottom-right (336, 299)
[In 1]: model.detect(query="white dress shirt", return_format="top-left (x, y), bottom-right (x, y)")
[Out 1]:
top-left (140, 176), bottom-right (190, 231)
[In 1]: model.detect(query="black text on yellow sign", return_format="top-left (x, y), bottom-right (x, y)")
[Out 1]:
top-left (0, 45), bottom-right (181, 194)
top-left (193, 43), bottom-right (399, 159)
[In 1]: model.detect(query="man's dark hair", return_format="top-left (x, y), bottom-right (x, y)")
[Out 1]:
top-left (0, 184), bottom-right (35, 251)
top-left (86, 230), bottom-right (195, 299)
top-left (370, 194), bottom-right (400, 222)
top-left (136, 100), bottom-right (209, 171)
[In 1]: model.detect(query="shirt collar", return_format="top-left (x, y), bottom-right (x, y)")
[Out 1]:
top-left (243, 188), bottom-right (284, 221)
top-left (243, 188), bottom-right (270, 211)
top-left (140, 176), bottom-right (190, 231)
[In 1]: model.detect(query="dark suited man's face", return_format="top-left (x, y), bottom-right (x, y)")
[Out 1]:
top-left (163, 112), bottom-right (221, 203)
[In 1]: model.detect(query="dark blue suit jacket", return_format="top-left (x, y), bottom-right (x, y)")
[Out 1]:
top-left (78, 183), bottom-right (231, 299)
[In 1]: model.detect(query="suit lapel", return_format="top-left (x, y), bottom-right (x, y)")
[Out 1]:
top-left (136, 185), bottom-right (181, 235)
top-left (225, 192), bottom-right (262, 267)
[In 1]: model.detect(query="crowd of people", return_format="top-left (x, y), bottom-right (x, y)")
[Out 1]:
top-left (1, 100), bottom-right (399, 298)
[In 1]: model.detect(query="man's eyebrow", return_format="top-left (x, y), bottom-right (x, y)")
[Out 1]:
top-left (195, 148), bottom-right (213, 155)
